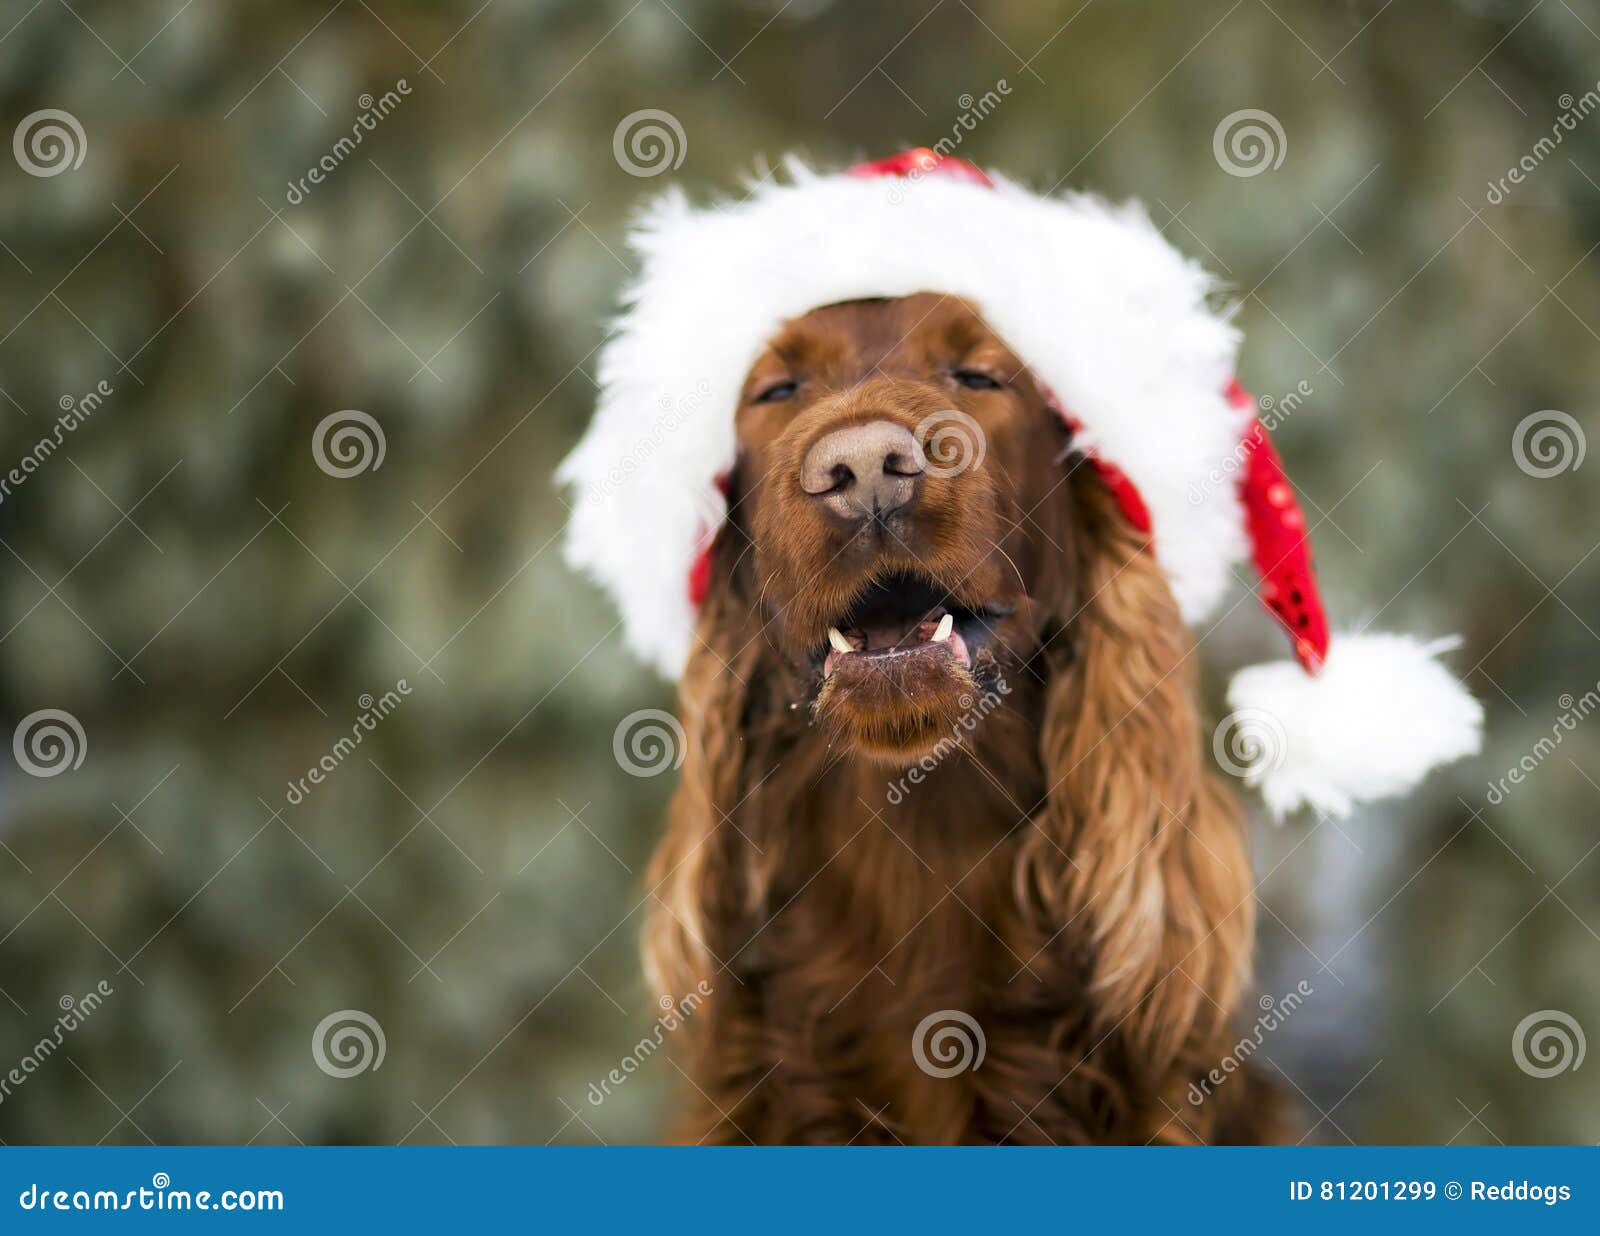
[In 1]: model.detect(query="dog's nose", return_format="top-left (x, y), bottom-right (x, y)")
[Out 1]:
top-left (800, 420), bottom-right (923, 522)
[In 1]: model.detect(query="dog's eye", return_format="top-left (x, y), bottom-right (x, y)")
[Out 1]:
top-left (753, 380), bottom-right (798, 403)
top-left (953, 369), bottom-right (1003, 391)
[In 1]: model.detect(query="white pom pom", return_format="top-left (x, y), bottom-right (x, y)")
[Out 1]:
top-left (1222, 632), bottom-right (1484, 819)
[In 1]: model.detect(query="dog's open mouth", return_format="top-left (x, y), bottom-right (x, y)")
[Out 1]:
top-left (819, 571), bottom-right (1003, 680)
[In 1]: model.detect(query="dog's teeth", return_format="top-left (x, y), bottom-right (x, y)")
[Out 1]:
top-left (828, 626), bottom-right (855, 655)
top-left (931, 613), bottom-right (954, 643)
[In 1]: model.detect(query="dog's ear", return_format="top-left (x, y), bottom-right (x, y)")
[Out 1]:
top-left (642, 522), bottom-right (760, 1001)
top-left (1018, 472), bottom-right (1254, 1129)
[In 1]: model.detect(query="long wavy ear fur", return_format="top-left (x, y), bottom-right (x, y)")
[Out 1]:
top-left (639, 528), bottom-right (779, 1143)
top-left (641, 535), bottom-right (757, 1003)
top-left (1018, 474), bottom-right (1256, 1135)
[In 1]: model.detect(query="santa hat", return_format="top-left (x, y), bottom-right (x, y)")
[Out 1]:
top-left (559, 149), bottom-right (1482, 818)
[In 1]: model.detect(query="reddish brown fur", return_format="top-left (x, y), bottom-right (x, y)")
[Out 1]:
top-left (642, 294), bottom-right (1286, 1144)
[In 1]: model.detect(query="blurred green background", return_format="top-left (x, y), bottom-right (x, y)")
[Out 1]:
top-left (0, 0), bottom-right (1595, 1145)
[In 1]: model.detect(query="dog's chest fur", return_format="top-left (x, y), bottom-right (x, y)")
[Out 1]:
top-left (723, 717), bottom-right (1113, 1143)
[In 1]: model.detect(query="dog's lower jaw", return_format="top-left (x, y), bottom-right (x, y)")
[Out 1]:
top-left (812, 665), bottom-right (982, 765)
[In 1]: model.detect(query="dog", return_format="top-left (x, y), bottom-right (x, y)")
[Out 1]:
top-left (561, 150), bottom-right (1479, 1145)
top-left (640, 293), bottom-right (1286, 1145)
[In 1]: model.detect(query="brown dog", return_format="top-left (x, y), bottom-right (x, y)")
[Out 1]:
top-left (642, 293), bottom-right (1284, 1144)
